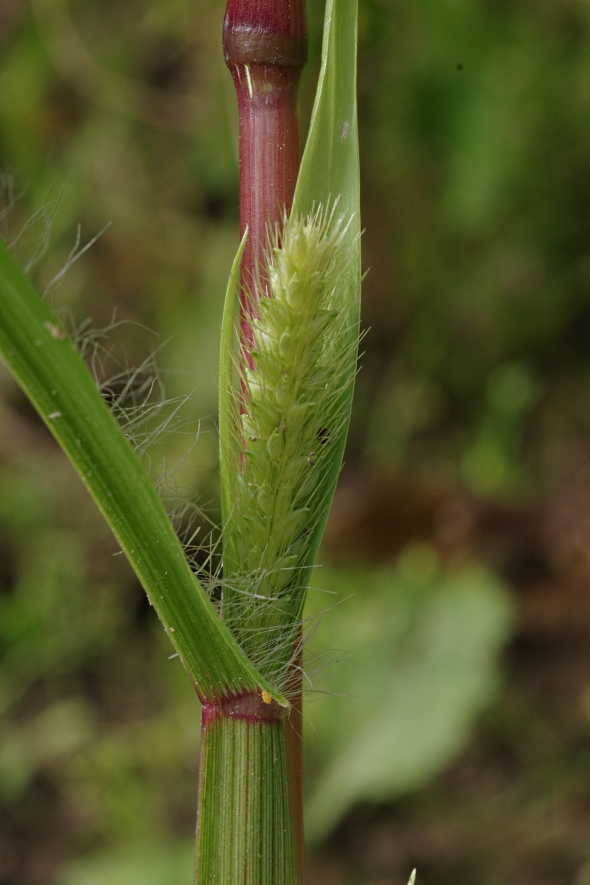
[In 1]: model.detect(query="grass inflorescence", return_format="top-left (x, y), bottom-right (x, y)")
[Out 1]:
top-left (221, 205), bottom-right (359, 690)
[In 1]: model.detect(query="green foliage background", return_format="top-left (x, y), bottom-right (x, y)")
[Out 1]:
top-left (1, 0), bottom-right (590, 882)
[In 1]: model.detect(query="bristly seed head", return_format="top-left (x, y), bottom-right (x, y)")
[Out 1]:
top-left (221, 204), bottom-right (359, 689)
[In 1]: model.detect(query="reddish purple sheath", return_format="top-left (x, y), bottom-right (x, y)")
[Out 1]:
top-left (223, 0), bottom-right (308, 348)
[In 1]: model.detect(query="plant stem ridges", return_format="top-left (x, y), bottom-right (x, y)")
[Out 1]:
top-left (195, 712), bottom-right (298, 885)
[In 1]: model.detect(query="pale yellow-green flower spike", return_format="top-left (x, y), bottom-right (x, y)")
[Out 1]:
top-left (222, 206), bottom-right (358, 688)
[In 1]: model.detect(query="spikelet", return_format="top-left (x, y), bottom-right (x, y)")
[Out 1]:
top-left (221, 205), bottom-right (360, 689)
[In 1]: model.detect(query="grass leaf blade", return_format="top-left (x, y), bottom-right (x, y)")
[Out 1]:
top-left (0, 238), bottom-right (287, 707)
top-left (219, 229), bottom-right (247, 528)
top-left (293, 0), bottom-right (360, 238)
top-left (291, 0), bottom-right (361, 577)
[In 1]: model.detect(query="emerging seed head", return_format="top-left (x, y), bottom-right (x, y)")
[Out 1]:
top-left (222, 204), bottom-right (359, 687)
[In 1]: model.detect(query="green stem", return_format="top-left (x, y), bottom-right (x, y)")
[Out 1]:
top-left (195, 696), bottom-right (298, 885)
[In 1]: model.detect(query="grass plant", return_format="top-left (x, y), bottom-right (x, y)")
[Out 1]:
top-left (0, 0), bottom-right (359, 880)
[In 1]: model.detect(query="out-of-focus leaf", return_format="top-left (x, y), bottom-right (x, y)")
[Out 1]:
top-left (304, 545), bottom-right (514, 843)
top-left (58, 841), bottom-right (194, 885)
top-left (0, 700), bottom-right (93, 803)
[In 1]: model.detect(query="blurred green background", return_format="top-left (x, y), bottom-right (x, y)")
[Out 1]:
top-left (1, 0), bottom-right (590, 883)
